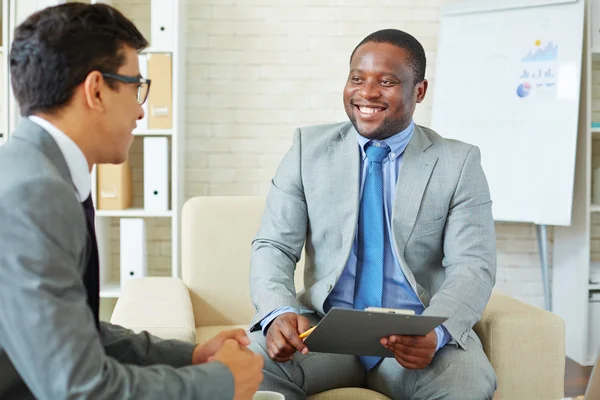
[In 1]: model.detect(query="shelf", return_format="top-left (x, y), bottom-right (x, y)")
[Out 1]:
top-left (100, 282), bottom-right (121, 298)
top-left (96, 208), bottom-right (172, 218)
top-left (590, 284), bottom-right (600, 290)
top-left (141, 47), bottom-right (174, 55)
top-left (133, 129), bottom-right (173, 136)
top-left (591, 204), bottom-right (600, 212)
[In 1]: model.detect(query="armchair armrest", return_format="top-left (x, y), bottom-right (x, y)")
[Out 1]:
top-left (110, 277), bottom-right (196, 343)
top-left (474, 291), bottom-right (565, 400)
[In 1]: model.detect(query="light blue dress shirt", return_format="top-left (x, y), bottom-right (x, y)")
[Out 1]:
top-left (261, 121), bottom-right (450, 352)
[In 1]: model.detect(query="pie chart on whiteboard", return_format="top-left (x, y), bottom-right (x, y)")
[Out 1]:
top-left (516, 82), bottom-right (531, 98)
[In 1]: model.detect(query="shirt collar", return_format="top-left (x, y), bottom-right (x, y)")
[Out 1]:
top-left (28, 115), bottom-right (91, 202)
top-left (356, 120), bottom-right (415, 161)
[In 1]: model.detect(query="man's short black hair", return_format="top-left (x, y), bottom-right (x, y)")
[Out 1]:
top-left (10, 3), bottom-right (148, 116)
top-left (350, 29), bottom-right (426, 84)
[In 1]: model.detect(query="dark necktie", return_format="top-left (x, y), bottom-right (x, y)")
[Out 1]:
top-left (82, 195), bottom-right (100, 330)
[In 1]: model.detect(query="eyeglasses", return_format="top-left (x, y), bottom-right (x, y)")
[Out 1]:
top-left (101, 73), bottom-right (151, 105)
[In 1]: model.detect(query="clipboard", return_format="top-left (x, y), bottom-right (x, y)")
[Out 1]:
top-left (303, 307), bottom-right (447, 357)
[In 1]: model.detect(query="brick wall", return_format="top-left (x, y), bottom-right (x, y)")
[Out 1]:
top-left (105, 0), bottom-right (558, 312)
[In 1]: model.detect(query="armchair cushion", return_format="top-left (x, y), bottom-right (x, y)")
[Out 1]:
top-left (110, 277), bottom-right (196, 343)
top-left (196, 325), bottom-right (247, 345)
top-left (113, 282), bottom-right (566, 400)
top-left (309, 388), bottom-right (391, 400)
top-left (475, 291), bottom-right (565, 399)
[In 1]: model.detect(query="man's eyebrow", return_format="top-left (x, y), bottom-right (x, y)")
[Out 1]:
top-left (349, 68), bottom-right (401, 80)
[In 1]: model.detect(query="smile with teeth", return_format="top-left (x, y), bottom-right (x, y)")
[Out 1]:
top-left (357, 106), bottom-right (385, 114)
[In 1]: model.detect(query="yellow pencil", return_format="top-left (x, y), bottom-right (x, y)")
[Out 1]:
top-left (299, 326), bottom-right (316, 339)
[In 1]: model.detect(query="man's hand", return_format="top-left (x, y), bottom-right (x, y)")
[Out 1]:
top-left (381, 330), bottom-right (437, 370)
top-left (210, 339), bottom-right (264, 400)
top-left (192, 329), bottom-right (250, 364)
top-left (265, 312), bottom-right (310, 362)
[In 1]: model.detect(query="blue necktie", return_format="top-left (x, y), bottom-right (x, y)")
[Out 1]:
top-left (354, 142), bottom-right (390, 370)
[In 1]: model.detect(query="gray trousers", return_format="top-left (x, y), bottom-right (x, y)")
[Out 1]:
top-left (248, 326), bottom-right (496, 400)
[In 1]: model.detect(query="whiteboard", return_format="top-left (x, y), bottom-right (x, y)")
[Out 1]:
top-left (431, 0), bottom-right (585, 226)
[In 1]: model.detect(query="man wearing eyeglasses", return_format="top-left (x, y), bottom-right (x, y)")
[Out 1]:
top-left (0, 3), bottom-right (263, 400)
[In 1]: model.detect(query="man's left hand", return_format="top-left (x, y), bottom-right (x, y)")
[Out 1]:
top-left (192, 329), bottom-right (251, 364)
top-left (381, 330), bottom-right (437, 370)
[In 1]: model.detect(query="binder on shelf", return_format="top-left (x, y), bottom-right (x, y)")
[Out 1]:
top-left (135, 54), bottom-right (148, 132)
top-left (147, 53), bottom-right (172, 129)
top-left (119, 218), bottom-right (147, 283)
top-left (96, 160), bottom-right (133, 210)
top-left (143, 136), bottom-right (169, 211)
top-left (594, 0), bottom-right (600, 51)
top-left (150, 0), bottom-right (174, 50)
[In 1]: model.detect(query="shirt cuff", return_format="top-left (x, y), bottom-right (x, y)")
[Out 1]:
top-left (434, 325), bottom-right (452, 352)
top-left (259, 306), bottom-right (313, 335)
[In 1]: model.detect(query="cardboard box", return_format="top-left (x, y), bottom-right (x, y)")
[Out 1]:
top-left (147, 53), bottom-right (172, 129)
top-left (97, 161), bottom-right (133, 210)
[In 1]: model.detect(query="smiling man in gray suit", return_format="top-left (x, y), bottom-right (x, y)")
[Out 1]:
top-left (248, 29), bottom-right (497, 399)
top-left (0, 3), bottom-right (263, 400)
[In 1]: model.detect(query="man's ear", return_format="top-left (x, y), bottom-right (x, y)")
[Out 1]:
top-left (415, 79), bottom-right (428, 103)
top-left (83, 71), bottom-right (105, 111)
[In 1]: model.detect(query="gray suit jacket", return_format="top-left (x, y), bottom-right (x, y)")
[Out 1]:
top-left (249, 122), bottom-right (496, 350)
top-left (0, 119), bottom-right (234, 399)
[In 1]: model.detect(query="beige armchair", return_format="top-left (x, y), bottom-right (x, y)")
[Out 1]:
top-left (111, 196), bottom-right (566, 399)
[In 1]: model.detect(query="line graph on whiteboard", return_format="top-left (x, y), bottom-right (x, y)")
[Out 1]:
top-left (517, 40), bottom-right (558, 99)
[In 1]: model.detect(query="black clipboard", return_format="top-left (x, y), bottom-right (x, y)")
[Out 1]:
top-left (303, 307), bottom-right (447, 357)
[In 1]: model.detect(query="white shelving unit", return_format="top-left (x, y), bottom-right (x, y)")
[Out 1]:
top-left (87, 0), bottom-right (185, 299)
top-left (553, 0), bottom-right (600, 367)
top-left (99, 282), bottom-right (121, 298)
top-left (96, 209), bottom-right (173, 218)
top-left (0, 1), bottom-right (183, 309)
top-left (133, 129), bottom-right (173, 136)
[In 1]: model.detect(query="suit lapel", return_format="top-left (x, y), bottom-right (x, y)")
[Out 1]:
top-left (327, 124), bottom-right (360, 264)
top-left (392, 125), bottom-right (438, 255)
top-left (14, 119), bottom-right (100, 328)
